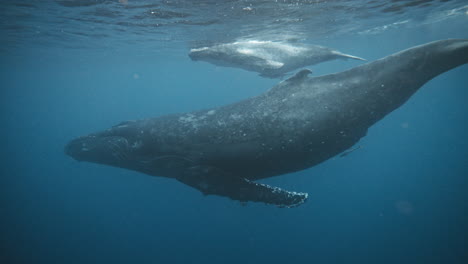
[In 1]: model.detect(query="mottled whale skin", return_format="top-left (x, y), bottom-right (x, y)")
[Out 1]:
top-left (66, 39), bottom-right (468, 207)
top-left (189, 40), bottom-right (366, 78)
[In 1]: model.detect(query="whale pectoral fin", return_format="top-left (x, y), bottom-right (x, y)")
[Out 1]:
top-left (265, 59), bottom-right (284, 69)
top-left (236, 48), bottom-right (284, 69)
top-left (333, 51), bottom-right (367, 61)
top-left (176, 165), bottom-right (308, 208)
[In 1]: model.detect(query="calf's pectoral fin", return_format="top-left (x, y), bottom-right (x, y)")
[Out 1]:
top-left (176, 165), bottom-right (308, 208)
top-left (333, 51), bottom-right (366, 61)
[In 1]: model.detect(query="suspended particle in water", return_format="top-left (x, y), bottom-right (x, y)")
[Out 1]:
top-left (400, 122), bottom-right (409, 129)
top-left (395, 200), bottom-right (414, 215)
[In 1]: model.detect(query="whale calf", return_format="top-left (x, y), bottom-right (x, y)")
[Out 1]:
top-left (189, 40), bottom-right (366, 78)
top-left (66, 39), bottom-right (468, 208)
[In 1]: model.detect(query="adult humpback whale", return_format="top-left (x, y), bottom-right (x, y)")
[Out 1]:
top-left (66, 39), bottom-right (468, 208)
top-left (189, 40), bottom-right (366, 78)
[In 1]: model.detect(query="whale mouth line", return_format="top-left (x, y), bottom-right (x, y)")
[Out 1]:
top-left (106, 138), bottom-right (130, 161)
top-left (65, 135), bottom-right (130, 162)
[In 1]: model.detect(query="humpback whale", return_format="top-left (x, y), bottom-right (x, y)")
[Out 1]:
top-left (189, 40), bottom-right (366, 78)
top-left (66, 39), bottom-right (468, 208)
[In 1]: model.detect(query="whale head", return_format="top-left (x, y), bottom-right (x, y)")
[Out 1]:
top-left (65, 120), bottom-right (149, 168)
top-left (188, 47), bottom-right (211, 61)
top-left (188, 46), bottom-right (236, 67)
top-left (64, 120), bottom-right (195, 177)
top-left (65, 133), bottom-right (132, 166)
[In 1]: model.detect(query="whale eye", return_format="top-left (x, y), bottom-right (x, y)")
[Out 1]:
top-left (131, 140), bottom-right (143, 149)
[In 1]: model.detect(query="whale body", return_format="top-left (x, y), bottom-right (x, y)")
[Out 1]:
top-left (66, 39), bottom-right (468, 207)
top-left (189, 40), bottom-right (366, 78)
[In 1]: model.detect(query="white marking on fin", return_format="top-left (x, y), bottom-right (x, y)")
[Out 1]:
top-left (266, 60), bottom-right (284, 68)
top-left (333, 51), bottom-right (366, 61)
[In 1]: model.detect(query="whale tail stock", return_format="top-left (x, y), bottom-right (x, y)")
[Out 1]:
top-left (374, 39), bottom-right (468, 83)
top-left (418, 39), bottom-right (468, 80)
top-left (176, 165), bottom-right (308, 208)
top-left (334, 39), bottom-right (468, 128)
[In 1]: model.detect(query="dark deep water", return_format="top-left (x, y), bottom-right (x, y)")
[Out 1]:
top-left (2, 1), bottom-right (468, 263)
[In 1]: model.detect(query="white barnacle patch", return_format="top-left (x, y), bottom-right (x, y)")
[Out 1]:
top-left (230, 113), bottom-right (242, 120)
top-left (178, 113), bottom-right (210, 130)
top-left (179, 114), bottom-right (199, 128)
top-left (179, 113), bottom-right (196, 123)
top-left (81, 143), bottom-right (89, 152)
top-left (190, 47), bottom-right (209, 52)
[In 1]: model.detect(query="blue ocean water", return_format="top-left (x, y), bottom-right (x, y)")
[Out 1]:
top-left (1, 1), bottom-right (468, 263)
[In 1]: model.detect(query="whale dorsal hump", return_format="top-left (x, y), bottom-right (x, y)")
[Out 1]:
top-left (285, 69), bottom-right (312, 83)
